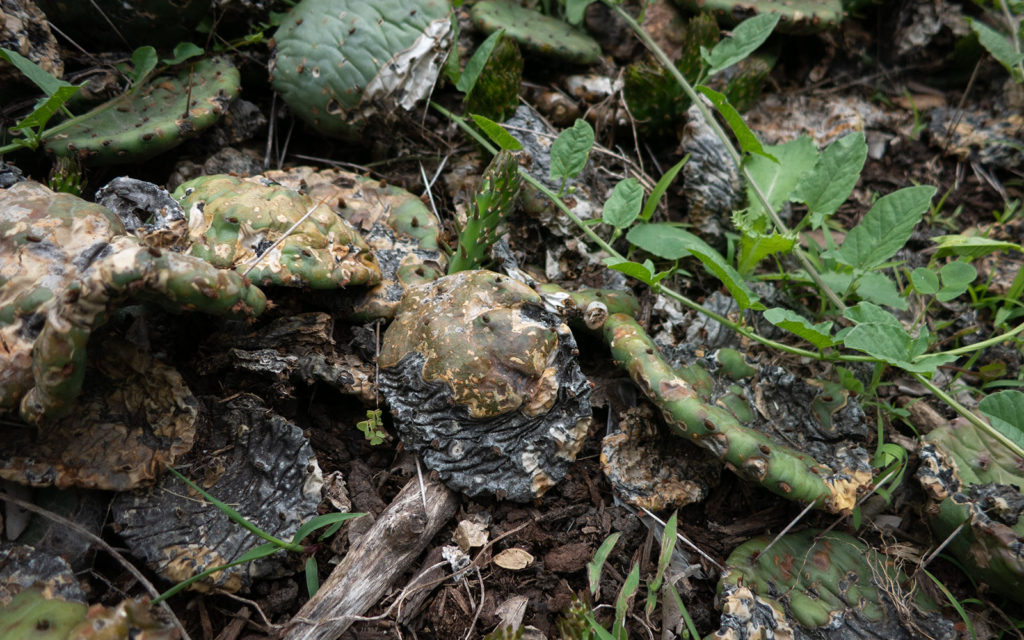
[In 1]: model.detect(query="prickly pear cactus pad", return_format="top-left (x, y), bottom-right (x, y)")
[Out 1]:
top-left (604, 314), bottom-right (873, 513)
top-left (112, 394), bottom-right (323, 593)
top-left (672, 0), bottom-right (844, 34)
top-left (173, 174), bottom-right (382, 289)
top-left (469, 1), bottom-right (602, 65)
top-left (270, 0), bottom-right (454, 140)
top-left (0, 339), bottom-right (198, 490)
top-left (43, 56), bottom-right (240, 165)
top-left (378, 270), bottom-right (592, 501)
top-left (0, 181), bottom-right (266, 424)
top-left (916, 420), bottom-right (1024, 603)
top-left (261, 166), bottom-right (446, 319)
top-left (715, 529), bottom-right (955, 639)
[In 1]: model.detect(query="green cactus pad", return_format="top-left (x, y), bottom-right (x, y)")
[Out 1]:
top-left (464, 34), bottom-right (524, 121)
top-left (917, 420), bottom-right (1024, 603)
top-left (173, 174), bottom-right (382, 289)
top-left (270, 0), bottom-right (453, 140)
top-left (43, 56), bottom-right (239, 165)
top-left (0, 589), bottom-right (87, 640)
top-left (716, 530), bottom-right (954, 639)
top-left (470, 1), bottom-right (602, 65)
top-left (672, 0), bottom-right (843, 34)
top-left (449, 149), bottom-right (521, 274)
top-left (603, 313), bottom-right (873, 513)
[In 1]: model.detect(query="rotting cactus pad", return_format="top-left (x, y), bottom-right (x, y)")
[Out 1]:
top-left (378, 270), bottom-right (592, 501)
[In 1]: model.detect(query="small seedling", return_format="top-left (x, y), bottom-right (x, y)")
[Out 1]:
top-left (357, 409), bottom-right (387, 446)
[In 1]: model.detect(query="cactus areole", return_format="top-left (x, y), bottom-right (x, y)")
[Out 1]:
top-left (270, 0), bottom-right (454, 140)
top-left (378, 270), bottom-right (592, 501)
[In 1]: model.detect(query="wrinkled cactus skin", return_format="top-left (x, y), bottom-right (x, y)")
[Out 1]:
top-left (271, 0), bottom-right (453, 140)
top-left (173, 174), bottom-right (382, 289)
top-left (44, 57), bottom-right (240, 165)
top-left (378, 270), bottom-right (592, 501)
top-left (715, 529), bottom-right (954, 639)
top-left (603, 313), bottom-right (872, 513)
top-left (0, 181), bottom-right (266, 425)
top-left (917, 420), bottom-right (1024, 603)
top-left (469, 1), bottom-right (601, 65)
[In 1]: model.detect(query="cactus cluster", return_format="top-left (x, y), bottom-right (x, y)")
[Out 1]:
top-left (715, 529), bottom-right (954, 639)
top-left (270, 0), bottom-right (453, 140)
top-left (43, 56), bottom-right (240, 165)
top-left (469, 1), bottom-right (602, 65)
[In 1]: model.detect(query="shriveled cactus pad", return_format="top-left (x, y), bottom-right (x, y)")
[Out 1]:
top-left (916, 420), bottom-right (1024, 602)
top-left (271, 0), bottom-right (453, 139)
top-left (173, 174), bottom-right (382, 289)
top-left (0, 588), bottom-right (176, 640)
top-left (379, 270), bottom-right (592, 501)
top-left (0, 181), bottom-right (265, 424)
top-left (715, 529), bottom-right (954, 639)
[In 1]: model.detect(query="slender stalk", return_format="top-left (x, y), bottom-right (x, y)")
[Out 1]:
top-left (929, 319), bottom-right (1024, 358)
top-left (912, 372), bottom-right (1024, 460)
top-left (601, 1), bottom-right (846, 311)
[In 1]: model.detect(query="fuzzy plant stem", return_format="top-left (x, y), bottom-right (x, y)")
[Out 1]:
top-left (600, 0), bottom-right (846, 311)
top-left (604, 313), bottom-right (871, 512)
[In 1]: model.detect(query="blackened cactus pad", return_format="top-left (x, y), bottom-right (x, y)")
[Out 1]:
top-left (378, 270), bottom-right (592, 501)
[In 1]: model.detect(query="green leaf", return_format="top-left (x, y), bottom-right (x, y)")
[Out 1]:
top-left (935, 260), bottom-right (977, 302)
top-left (457, 29), bottom-right (504, 93)
top-left (697, 85), bottom-right (770, 159)
top-left (832, 185), bottom-right (936, 269)
top-left (290, 512), bottom-right (364, 545)
top-left (11, 85), bottom-right (80, 134)
top-left (843, 301), bottom-right (902, 327)
top-left (836, 366), bottom-right (864, 395)
top-left (641, 154), bottom-right (688, 222)
top-left (305, 557), bottom-right (319, 598)
top-left (703, 13), bottom-right (781, 75)
top-left (0, 47), bottom-right (71, 95)
top-left (743, 136), bottom-right (818, 220)
top-left (585, 615), bottom-right (617, 640)
top-left (792, 132), bottom-right (868, 226)
top-left (613, 563), bottom-right (641, 640)
top-left (967, 18), bottom-right (1024, 80)
top-left (911, 267), bottom-right (940, 294)
top-left (843, 322), bottom-right (957, 373)
top-left (470, 114), bottom-right (522, 151)
top-left (236, 542), bottom-right (281, 564)
top-left (737, 230), bottom-right (796, 273)
top-left (763, 307), bottom-right (835, 348)
top-left (853, 271), bottom-right (907, 310)
top-left (646, 512), bottom-right (678, 616)
top-left (163, 41), bottom-right (204, 66)
top-left (627, 223), bottom-right (763, 310)
top-left (587, 532), bottom-right (620, 597)
top-left (978, 390), bottom-right (1024, 450)
top-left (129, 46), bottom-right (158, 85)
top-left (605, 259), bottom-right (670, 285)
top-left (603, 178), bottom-right (644, 229)
top-left (932, 234), bottom-right (1023, 259)
top-left (565, 0), bottom-right (594, 25)
top-left (550, 118), bottom-right (595, 181)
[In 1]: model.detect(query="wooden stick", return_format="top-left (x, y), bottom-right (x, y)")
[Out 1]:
top-left (281, 475), bottom-right (458, 640)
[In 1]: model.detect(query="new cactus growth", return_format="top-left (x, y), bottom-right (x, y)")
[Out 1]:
top-left (448, 150), bottom-right (521, 274)
top-left (916, 420), bottom-right (1024, 603)
top-left (43, 57), bottom-right (240, 165)
top-left (270, 0), bottom-right (453, 140)
top-left (603, 313), bottom-right (872, 513)
top-left (470, 1), bottom-right (602, 65)
top-left (715, 529), bottom-right (954, 639)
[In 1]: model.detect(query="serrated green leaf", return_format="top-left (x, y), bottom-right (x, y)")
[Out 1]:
top-left (640, 154), bottom-right (688, 221)
top-left (978, 390), bottom-right (1024, 450)
top-left (763, 307), bottom-right (835, 348)
top-left (843, 322), bottom-right (957, 373)
top-left (550, 118), bottom-right (594, 181)
top-left (0, 47), bottom-right (72, 95)
top-left (932, 234), bottom-right (1023, 259)
top-left (968, 18), bottom-right (1024, 80)
top-left (627, 223), bottom-right (762, 309)
top-left (911, 267), bottom-right (940, 294)
top-left (697, 85), bottom-right (770, 159)
top-left (470, 113), bottom-right (522, 150)
top-left (129, 46), bottom-right (158, 86)
top-left (603, 178), bottom-right (644, 229)
top-left (743, 136), bottom-right (818, 220)
top-left (832, 185), bottom-right (936, 269)
top-left (163, 41), bottom-right (204, 66)
top-left (457, 29), bottom-right (504, 93)
top-left (792, 132), bottom-right (867, 226)
top-left (737, 230), bottom-right (796, 273)
top-left (703, 13), bottom-right (781, 75)
top-left (854, 271), bottom-right (907, 309)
